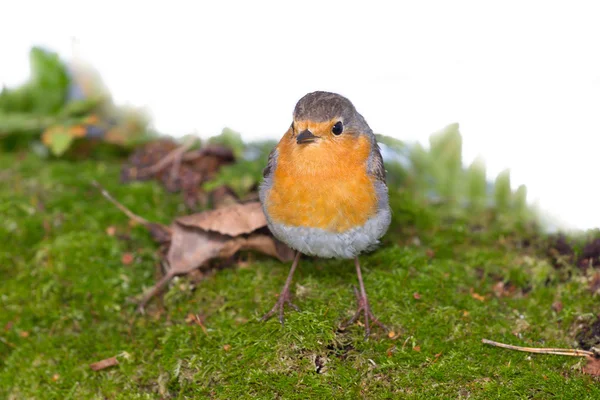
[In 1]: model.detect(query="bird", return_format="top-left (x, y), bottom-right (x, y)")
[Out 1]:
top-left (259, 91), bottom-right (392, 338)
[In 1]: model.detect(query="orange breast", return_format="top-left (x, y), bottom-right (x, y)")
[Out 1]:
top-left (266, 132), bottom-right (377, 233)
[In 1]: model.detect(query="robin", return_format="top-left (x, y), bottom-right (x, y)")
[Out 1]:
top-left (259, 91), bottom-right (392, 338)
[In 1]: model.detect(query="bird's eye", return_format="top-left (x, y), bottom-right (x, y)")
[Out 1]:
top-left (332, 121), bottom-right (343, 135)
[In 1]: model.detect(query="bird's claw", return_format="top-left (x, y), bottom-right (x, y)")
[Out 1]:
top-left (261, 290), bottom-right (299, 325)
top-left (341, 286), bottom-right (388, 340)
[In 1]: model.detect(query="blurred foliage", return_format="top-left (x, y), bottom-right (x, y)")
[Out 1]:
top-left (201, 124), bottom-right (536, 233)
top-left (0, 46), bottom-right (150, 156)
top-left (376, 124), bottom-right (536, 231)
top-left (203, 132), bottom-right (275, 197)
top-left (0, 47), bottom-right (69, 115)
top-left (0, 47), bottom-right (536, 231)
top-left (208, 127), bottom-right (245, 158)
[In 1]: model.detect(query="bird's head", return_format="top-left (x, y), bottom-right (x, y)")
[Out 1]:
top-left (290, 91), bottom-right (373, 147)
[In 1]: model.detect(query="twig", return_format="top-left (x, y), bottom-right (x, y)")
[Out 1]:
top-left (145, 136), bottom-right (198, 175)
top-left (137, 270), bottom-right (176, 314)
top-left (91, 181), bottom-right (153, 227)
top-left (482, 338), bottom-right (595, 357)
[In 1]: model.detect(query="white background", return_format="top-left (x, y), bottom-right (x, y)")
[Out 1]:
top-left (2, 1), bottom-right (599, 230)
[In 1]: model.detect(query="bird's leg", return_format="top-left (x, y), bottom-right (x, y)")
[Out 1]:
top-left (261, 251), bottom-right (301, 324)
top-left (341, 257), bottom-right (388, 339)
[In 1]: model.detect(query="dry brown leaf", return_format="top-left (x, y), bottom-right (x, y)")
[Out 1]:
top-left (90, 356), bottom-right (119, 371)
top-left (137, 203), bottom-right (293, 311)
top-left (147, 223), bottom-right (172, 244)
top-left (175, 202), bottom-right (266, 236)
top-left (95, 182), bottom-right (293, 312)
top-left (552, 301), bottom-right (563, 313)
top-left (584, 356), bottom-right (600, 376)
top-left (168, 224), bottom-right (229, 273)
top-left (121, 140), bottom-right (235, 210)
top-left (211, 186), bottom-right (239, 209)
top-left (234, 234), bottom-right (295, 262)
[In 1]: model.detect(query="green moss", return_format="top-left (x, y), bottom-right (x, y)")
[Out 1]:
top-left (1, 152), bottom-right (599, 399)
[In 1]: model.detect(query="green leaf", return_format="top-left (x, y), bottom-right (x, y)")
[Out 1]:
top-left (48, 131), bottom-right (74, 156)
top-left (466, 156), bottom-right (487, 211)
top-left (494, 169), bottom-right (512, 211)
top-left (208, 128), bottom-right (245, 158)
top-left (375, 133), bottom-right (405, 153)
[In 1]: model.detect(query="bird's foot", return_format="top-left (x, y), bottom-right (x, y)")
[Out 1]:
top-left (261, 288), bottom-right (300, 325)
top-left (341, 286), bottom-right (388, 340)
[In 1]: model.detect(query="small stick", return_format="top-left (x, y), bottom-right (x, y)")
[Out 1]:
top-left (482, 338), bottom-right (594, 357)
top-left (91, 181), bottom-right (172, 236)
top-left (137, 270), bottom-right (176, 313)
top-left (92, 181), bottom-right (151, 226)
top-left (144, 136), bottom-right (197, 175)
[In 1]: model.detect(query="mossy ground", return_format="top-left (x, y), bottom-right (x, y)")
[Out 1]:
top-left (1, 152), bottom-right (599, 399)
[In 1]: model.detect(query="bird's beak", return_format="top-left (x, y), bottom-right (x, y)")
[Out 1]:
top-left (296, 129), bottom-right (319, 144)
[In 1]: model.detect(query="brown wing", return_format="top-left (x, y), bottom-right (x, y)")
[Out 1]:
top-left (263, 147), bottom-right (278, 179)
top-left (368, 140), bottom-right (386, 184)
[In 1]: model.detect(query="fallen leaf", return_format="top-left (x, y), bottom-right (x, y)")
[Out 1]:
top-left (137, 202), bottom-right (293, 310)
top-left (470, 288), bottom-right (486, 302)
top-left (106, 226), bottom-right (116, 236)
top-left (210, 186), bottom-right (239, 209)
top-left (231, 234), bottom-right (295, 263)
top-left (19, 331), bottom-right (29, 338)
top-left (121, 140), bottom-right (235, 210)
top-left (90, 356), bottom-right (119, 371)
top-left (52, 374), bottom-right (60, 382)
top-left (552, 301), bottom-right (563, 313)
top-left (121, 252), bottom-right (134, 265)
top-left (175, 202), bottom-right (266, 236)
top-left (223, 344), bottom-right (231, 351)
top-left (413, 292), bottom-right (421, 300)
top-left (95, 183), bottom-right (294, 311)
top-left (584, 356), bottom-right (600, 376)
top-left (167, 223), bottom-right (229, 274)
top-left (413, 346), bottom-right (421, 352)
top-left (147, 222), bottom-right (172, 244)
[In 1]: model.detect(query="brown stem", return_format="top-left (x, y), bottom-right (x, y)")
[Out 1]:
top-left (144, 136), bottom-right (197, 175)
top-left (482, 339), bottom-right (594, 357)
top-left (137, 270), bottom-right (177, 313)
top-left (92, 181), bottom-right (172, 234)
